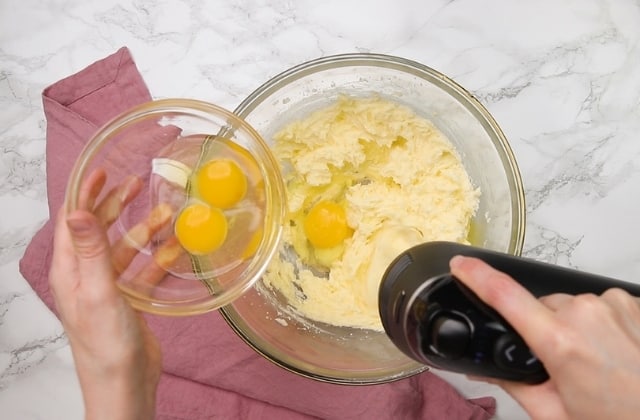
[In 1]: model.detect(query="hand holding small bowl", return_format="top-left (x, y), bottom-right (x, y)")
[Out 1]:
top-left (64, 99), bottom-right (286, 315)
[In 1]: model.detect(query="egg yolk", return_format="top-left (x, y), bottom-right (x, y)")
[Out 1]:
top-left (175, 203), bottom-right (228, 255)
top-left (303, 201), bottom-right (352, 249)
top-left (195, 159), bottom-right (247, 209)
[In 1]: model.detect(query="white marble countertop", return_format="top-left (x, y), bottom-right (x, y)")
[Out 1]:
top-left (2, 0), bottom-right (640, 419)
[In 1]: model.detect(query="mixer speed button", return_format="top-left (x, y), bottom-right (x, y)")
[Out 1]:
top-left (429, 312), bottom-right (472, 359)
top-left (493, 333), bottom-right (544, 374)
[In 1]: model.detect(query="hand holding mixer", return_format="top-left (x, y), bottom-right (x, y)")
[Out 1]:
top-left (378, 241), bottom-right (640, 383)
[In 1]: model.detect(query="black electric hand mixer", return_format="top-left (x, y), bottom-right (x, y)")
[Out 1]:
top-left (378, 241), bottom-right (640, 383)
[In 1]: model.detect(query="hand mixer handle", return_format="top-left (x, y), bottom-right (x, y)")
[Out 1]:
top-left (407, 241), bottom-right (640, 297)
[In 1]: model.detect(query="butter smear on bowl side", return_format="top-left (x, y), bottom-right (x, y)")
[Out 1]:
top-left (263, 96), bottom-right (480, 331)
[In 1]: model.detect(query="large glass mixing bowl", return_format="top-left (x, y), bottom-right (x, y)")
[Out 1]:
top-left (221, 54), bottom-right (526, 384)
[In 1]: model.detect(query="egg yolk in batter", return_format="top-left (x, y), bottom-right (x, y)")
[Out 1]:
top-left (303, 201), bottom-right (352, 249)
top-left (175, 202), bottom-right (228, 255)
top-left (195, 159), bottom-right (247, 209)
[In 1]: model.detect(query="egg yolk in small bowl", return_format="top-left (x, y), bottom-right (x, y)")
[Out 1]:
top-left (174, 202), bottom-right (228, 255)
top-left (172, 139), bottom-right (265, 266)
top-left (195, 159), bottom-right (248, 209)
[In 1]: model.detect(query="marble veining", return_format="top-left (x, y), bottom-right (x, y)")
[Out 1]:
top-left (2, 0), bottom-right (640, 418)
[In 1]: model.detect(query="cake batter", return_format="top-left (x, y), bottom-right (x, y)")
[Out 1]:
top-left (264, 96), bottom-right (480, 331)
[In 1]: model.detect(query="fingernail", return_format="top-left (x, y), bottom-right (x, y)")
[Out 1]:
top-left (120, 176), bottom-right (141, 202)
top-left (449, 255), bottom-right (466, 269)
top-left (149, 203), bottom-right (173, 228)
top-left (67, 216), bottom-right (92, 234)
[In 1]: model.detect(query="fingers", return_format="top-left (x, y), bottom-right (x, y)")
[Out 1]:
top-left (449, 256), bottom-right (557, 356)
top-left (70, 169), bottom-right (182, 296)
top-left (66, 210), bottom-right (119, 299)
top-left (78, 168), bottom-right (107, 211)
top-left (111, 204), bottom-right (174, 274)
top-left (76, 168), bottom-right (143, 228)
top-left (601, 288), bottom-right (640, 345)
top-left (130, 237), bottom-right (184, 292)
top-left (93, 175), bottom-right (143, 227)
top-left (68, 204), bottom-right (182, 298)
top-left (539, 293), bottom-right (573, 310)
top-left (150, 236), bottom-right (184, 274)
top-left (601, 288), bottom-right (640, 314)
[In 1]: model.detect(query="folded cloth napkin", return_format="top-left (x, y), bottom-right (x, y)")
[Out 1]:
top-left (20, 47), bottom-right (496, 420)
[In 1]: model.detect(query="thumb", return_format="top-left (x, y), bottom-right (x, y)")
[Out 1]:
top-left (66, 210), bottom-right (117, 293)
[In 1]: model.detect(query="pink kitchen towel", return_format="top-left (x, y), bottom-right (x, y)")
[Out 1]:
top-left (19, 47), bottom-right (496, 419)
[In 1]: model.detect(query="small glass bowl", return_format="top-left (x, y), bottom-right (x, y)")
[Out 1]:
top-left (222, 53), bottom-right (526, 384)
top-left (65, 99), bottom-right (286, 315)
